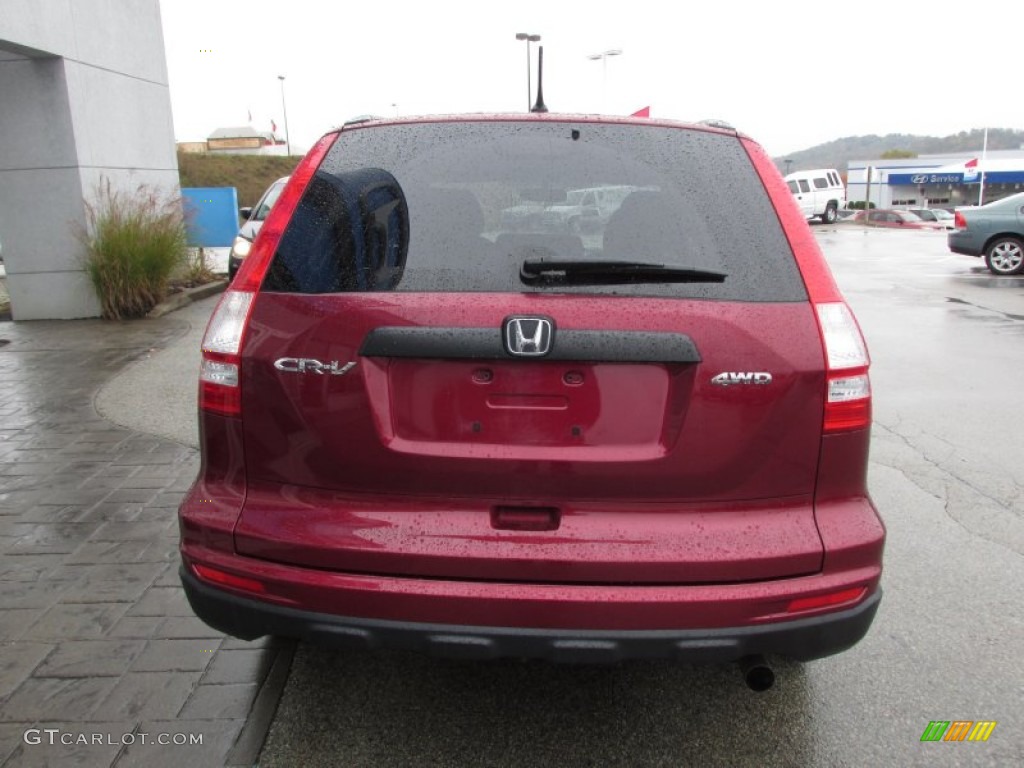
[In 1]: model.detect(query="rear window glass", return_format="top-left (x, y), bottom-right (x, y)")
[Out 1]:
top-left (813, 177), bottom-right (828, 189)
top-left (264, 120), bottom-right (806, 302)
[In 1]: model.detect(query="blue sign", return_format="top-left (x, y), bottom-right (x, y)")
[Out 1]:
top-left (888, 172), bottom-right (965, 185)
top-left (182, 187), bottom-right (240, 247)
top-left (988, 170), bottom-right (1024, 184)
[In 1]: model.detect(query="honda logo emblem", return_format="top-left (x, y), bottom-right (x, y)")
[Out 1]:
top-left (503, 316), bottom-right (554, 357)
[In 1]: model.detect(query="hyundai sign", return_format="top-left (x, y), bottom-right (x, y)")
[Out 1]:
top-left (888, 172), bottom-right (966, 185)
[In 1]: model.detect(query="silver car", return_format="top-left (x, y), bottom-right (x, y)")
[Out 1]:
top-left (909, 208), bottom-right (955, 230)
top-left (228, 177), bottom-right (289, 280)
top-left (947, 193), bottom-right (1024, 275)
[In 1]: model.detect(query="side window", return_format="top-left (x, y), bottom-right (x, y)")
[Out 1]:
top-left (267, 169), bottom-right (410, 292)
top-left (254, 182), bottom-right (285, 221)
top-left (787, 181), bottom-right (799, 194)
top-left (813, 177), bottom-right (828, 189)
top-left (798, 180), bottom-right (811, 193)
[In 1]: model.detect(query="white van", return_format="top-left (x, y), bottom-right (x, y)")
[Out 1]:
top-left (784, 169), bottom-right (846, 224)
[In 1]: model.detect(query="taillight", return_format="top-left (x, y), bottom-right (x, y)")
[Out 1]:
top-left (954, 210), bottom-right (967, 229)
top-left (198, 131), bottom-right (340, 417)
top-left (199, 290), bottom-right (254, 416)
top-left (816, 303), bottom-right (871, 433)
top-left (740, 138), bottom-right (872, 434)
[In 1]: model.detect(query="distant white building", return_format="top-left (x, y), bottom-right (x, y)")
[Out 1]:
top-left (848, 149), bottom-right (1024, 209)
top-left (205, 126), bottom-right (287, 156)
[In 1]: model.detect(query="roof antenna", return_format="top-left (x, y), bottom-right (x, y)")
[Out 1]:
top-left (531, 46), bottom-right (548, 113)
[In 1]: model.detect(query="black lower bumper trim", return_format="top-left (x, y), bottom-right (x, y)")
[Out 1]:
top-left (180, 566), bottom-right (881, 664)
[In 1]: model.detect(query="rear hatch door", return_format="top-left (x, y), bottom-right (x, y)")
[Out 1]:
top-left (234, 119), bottom-right (826, 584)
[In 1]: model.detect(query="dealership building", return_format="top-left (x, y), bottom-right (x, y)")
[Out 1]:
top-left (847, 148), bottom-right (1024, 209)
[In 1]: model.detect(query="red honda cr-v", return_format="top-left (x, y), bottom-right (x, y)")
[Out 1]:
top-left (180, 114), bottom-right (883, 682)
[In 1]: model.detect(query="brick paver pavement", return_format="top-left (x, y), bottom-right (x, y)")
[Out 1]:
top-left (0, 314), bottom-right (290, 768)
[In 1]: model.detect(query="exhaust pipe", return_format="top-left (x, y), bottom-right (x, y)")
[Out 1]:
top-left (739, 655), bottom-right (775, 692)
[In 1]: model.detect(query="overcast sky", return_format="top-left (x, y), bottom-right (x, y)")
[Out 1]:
top-left (159, 0), bottom-right (1019, 159)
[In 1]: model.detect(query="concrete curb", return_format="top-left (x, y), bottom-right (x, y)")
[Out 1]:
top-left (148, 279), bottom-right (228, 318)
top-left (225, 640), bottom-right (297, 768)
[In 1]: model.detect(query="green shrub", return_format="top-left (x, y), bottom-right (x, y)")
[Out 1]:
top-left (847, 201), bottom-right (876, 210)
top-left (79, 180), bottom-right (188, 320)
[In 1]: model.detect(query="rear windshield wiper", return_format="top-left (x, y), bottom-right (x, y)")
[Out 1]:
top-left (520, 259), bottom-right (727, 285)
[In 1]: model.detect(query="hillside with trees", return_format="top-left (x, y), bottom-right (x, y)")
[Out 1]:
top-left (775, 128), bottom-right (1024, 175)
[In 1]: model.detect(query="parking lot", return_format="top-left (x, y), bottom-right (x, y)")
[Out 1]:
top-left (1, 225), bottom-right (1022, 766)
top-left (257, 226), bottom-right (1024, 767)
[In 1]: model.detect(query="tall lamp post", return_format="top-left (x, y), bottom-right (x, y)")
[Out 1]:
top-left (586, 49), bottom-right (622, 113)
top-left (277, 75), bottom-right (291, 156)
top-left (515, 33), bottom-right (541, 111)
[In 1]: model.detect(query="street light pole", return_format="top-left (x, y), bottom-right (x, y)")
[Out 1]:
top-left (277, 75), bottom-right (291, 156)
top-left (586, 49), bottom-right (622, 113)
top-left (515, 33), bottom-right (541, 112)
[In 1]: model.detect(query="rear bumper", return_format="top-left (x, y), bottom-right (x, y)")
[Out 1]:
top-left (947, 232), bottom-right (982, 256)
top-left (180, 564), bottom-right (881, 663)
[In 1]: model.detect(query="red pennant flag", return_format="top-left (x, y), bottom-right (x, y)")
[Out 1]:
top-left (271, 119), bottom-right (278, 133)
top-left (630, 106), bottom-right (650, 118)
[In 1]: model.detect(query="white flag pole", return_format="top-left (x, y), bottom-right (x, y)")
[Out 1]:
top-left (978, 127), bottom-right (988, 205)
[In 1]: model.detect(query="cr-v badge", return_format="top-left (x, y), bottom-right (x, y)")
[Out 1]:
top-left (274, 358), bottom-right (356, 375)
top-left (711, 372), bottom-right (773, 386)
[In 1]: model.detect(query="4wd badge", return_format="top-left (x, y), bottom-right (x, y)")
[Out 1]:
top-left (711, 372), bottom-right (773, 386)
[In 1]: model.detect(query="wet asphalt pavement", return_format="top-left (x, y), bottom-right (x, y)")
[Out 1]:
top-left (257, 226), bottom-right (1024, 767)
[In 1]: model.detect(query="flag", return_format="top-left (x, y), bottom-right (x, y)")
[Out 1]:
top-left (964, 157), bottom-right (979, 182)
top-left (630, 106), bottom-right (650, 118)
top-left (271, 119), bottom-right (278, 133)
top-left (247, 109), bottom-right (252, 123)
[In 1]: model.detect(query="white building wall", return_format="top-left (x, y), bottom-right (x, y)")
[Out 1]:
top-left (0, 0), bottom-right (179, 320)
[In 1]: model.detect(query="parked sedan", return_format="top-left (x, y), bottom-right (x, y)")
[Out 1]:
top-left (851, 209), bottom-right (943, 230)
top-left (948, 193), bottom-right (1024, 275)
top-left (908, 208), bottom-right (955, 230)
top-left (228, 177), bottom-right (288, 280)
